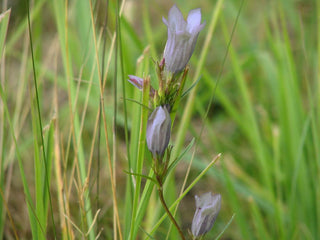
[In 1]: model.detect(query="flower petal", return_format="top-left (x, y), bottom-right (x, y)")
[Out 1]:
top-left (187, 8), bottom-right (201, 32)
top-left (168, 4), bottom-right (186, 31)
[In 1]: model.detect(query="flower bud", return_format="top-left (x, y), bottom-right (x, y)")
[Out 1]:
top-left (191, 192), bottom-right (221, 237)
top-left (128, 75), bottom-right (155, 97)
top-left (146, 106), bottom-right (171, 157)
top-left (128, 75), bottom-right (144, 90)
top-left (163, 5), bottom-right (205, 73)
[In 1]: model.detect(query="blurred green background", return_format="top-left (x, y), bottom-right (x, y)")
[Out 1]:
top-left (0, 0), bottom-right (319, 239)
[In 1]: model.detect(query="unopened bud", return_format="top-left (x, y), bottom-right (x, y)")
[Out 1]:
top-left (146, 106), bottom-right (171, 157)
top-left (128, 75), bottom-right (144, 90)
top-left (128, 75), bottom-right (155, 97)
top-left (163, 5), bottom-right (205, 73)
top-left (191, 192), bottom-right (221, 237)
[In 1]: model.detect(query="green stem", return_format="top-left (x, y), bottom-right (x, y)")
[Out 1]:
top-left (157, 185), bottom-right (185, 240)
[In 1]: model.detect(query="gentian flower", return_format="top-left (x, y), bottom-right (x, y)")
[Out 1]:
top-left (146, 105), bottom-right (171, 157)
top-left (191, 192), bottom-right (221, 237)
top-left (163, 5), bottom-right (205, 73)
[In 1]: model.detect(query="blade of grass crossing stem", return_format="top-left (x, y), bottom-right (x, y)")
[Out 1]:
top-left (124, 48), bottom-right (150, 239)
top-left (271, 2), bottom-right (298, 182)
top-left (27, 0), bottom-right (57, 237)
top-left (32, 119), bottom-right (54, 239)
top-left (0, 83), bottom-right (38, 238)
top-left (52, 1), bottom-right (95, 239)
top-left (318, 0), bottom-right (320, 112)
top-left (248, 197), bottom-right (272, 240)
top-left (89, 0), bottom-right (123, 238)
top-left (6, 0), bottom-right (45, 51)
top-left (221, 160), bottom-right (250, 239)
top-left (0, 9), bottom-right (11, 239)
top-left (81, 1), bottom-right (114, 240)
top-left (289, 116), bottom-right (312, 239)
top-left (117, 1), bottom-right (130, 237)
top-left (135, 170), bottom-right (156, 236)
top-left (129, 77), bottom-right (150, 240)
top-left (0, 187), bottom-right (19, 240)
top-left (44, 122), bottom-right (54, 226)
top-left (125, 82), bottom-right (143, 238)
top-left (30, 95), bottom-right (46, 240)
top-left (221, 15), bottom-right (272, 192)
top-left (142, 0), bottom-right (157, 60)
top-left (53, 97), bottom-right (72, 240)
top-left (304, 82), bottom-right (320, 239)
top-left (315, 0), bottom-right (320, 236)
top-left (121, 17), bottom-right (144, 52)
top-left (214, 214), bottom-right (235, 240)
top-left (0, 116), bottom-right (4, 239)
top-left (277, 2), bottom-right (303, 171)
top-left (128, 51), bottom-right (150, 174)
top-left (220, 8), bottom-right (277, 238)
top-left (113, 0), bottom-right (119, 237)
top-left (273, 4), bottom-right (306, 238)
top-left (97, 1), bottom-right (109, 233)
top-left (124, 58), bottom-right (144, 238)
top-left (118, 0), bottom-right (131, 202)
top-left (0, 9), bottom-right (10, 57)
top-left (310, 99), bottom-right (320, 239)
top-left (271, 123), bottom-right (285, 240)
top-left (263, 14), bottom-right (290, 239)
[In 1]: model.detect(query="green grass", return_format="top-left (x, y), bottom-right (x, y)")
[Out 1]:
top-left (0, 0), bottom-right (319, 239)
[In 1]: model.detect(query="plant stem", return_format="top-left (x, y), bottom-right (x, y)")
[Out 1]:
top-left (157, 185), bottom-right (185, 240)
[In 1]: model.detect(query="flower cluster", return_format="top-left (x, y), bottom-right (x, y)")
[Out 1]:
top-left (129, 5), bottom-right (205, 160)
top-left (128, 4), bottom-right (205, 109)
top-left (128, 5), bottom-right (221, 239)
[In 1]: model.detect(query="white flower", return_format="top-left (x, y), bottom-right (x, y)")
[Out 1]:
top-left (146, 106), bottom-right (171, 156)
top-left (191, 192), bottom-right (221, 237)
top-left (163, 5), bottom-right (205, 73)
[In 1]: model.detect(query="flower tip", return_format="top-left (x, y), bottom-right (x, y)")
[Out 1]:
top-left (168, 4), bottom-right (185, 29)
top-left (128, 75), bottom-right (144, 90)
top-left (187, 8), bottom-right (205, 33)
top-left (187, 8), bottom-right (202, 24)
top-left (169, 4), bottom-right (181, 15)
top-left (162, 16), bottom-right (168, 26)
top-left (159, 58), bottom-right (165, 68)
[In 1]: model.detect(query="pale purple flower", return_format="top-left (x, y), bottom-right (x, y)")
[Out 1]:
top-left (146, 106), bottom-right (171, 156)
top-left (163, 5), bottom-right (205, 73)
top-left (191, 192), bottom-right (221, 237)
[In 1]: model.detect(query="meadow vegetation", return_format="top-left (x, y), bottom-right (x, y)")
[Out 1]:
top-left (0, 0), bottom-right (319, 239)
